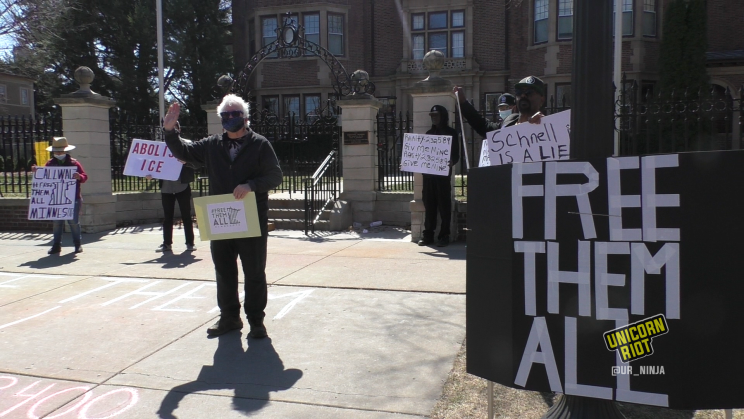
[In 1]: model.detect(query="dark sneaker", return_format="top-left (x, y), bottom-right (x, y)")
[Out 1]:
top-left (418, 238), bottom-right (433, 246)
top-left (48, 245), bottom-right (61, 255)
top-left (186, 244), bottom-right (196, 251)
top-left (248, 318), bottom-right (268, 339)
top-left (436, 237), bottom-right (449, 247)
top-left (156, 244), bottom-right (172, 252)
top-left (74, 246), bottom-right (83, 253)
top-left (207, 317), bottom-right (243, 336)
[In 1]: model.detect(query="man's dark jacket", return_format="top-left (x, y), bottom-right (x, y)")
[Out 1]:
top-left (459, 100), bottom-right (518, 137)
top-left (164, 129), bottom-right (283, 235)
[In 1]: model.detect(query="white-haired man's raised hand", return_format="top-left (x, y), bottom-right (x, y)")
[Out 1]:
top-left (163, 103), bottom-right (180, 131)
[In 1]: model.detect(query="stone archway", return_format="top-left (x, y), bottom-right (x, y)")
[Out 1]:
top-left (229, 13), bottom-right (375, 99)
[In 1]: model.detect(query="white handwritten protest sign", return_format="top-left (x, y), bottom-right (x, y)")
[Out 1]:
top-left (478, 139), bottom-right (490, 167)
top-left (193, 193), bottom-right (261, 241)
top-left (123, 139), bottom-right (182, 180)
top-left (28, 166), bottom-right (78, 220)
top-left (400, 133), bottom-right (452, 176)
top-left (486, 109), bottom-right (571, 166)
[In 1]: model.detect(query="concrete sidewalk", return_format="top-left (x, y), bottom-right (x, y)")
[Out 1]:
top-left (0, 225), bottom-right (465, 418)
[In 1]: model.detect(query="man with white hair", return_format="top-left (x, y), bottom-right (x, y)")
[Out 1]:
top-left (163, 94), bottom-right (283, 339)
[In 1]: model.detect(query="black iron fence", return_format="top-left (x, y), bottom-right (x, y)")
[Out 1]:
top-left (0, 112), bottom-right (63, 197)
top-left (376, 111), bottom-right (414, 192)
top-left (616, 76), bottom-right (743, 156)
top-left (109, 109), bottom-right (208, 193)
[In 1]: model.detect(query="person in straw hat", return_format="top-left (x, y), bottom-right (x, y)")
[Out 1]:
top-left (32, 137), bottom-right (88, 254)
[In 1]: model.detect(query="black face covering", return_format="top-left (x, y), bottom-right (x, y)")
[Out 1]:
top-left (222, 117), bottom-right (245, 133)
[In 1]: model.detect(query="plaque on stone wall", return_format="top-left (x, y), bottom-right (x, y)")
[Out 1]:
top-left (344, 131), bottom-right (369, 145)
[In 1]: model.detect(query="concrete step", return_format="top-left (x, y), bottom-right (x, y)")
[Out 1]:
top-left (269, 208), bottom-right (331, 220)
top-left (268, 198), bottom-right (305, 209)
top-left (270, 218), bottom-right (331, 231)
top-left (268, 208), bottom-right (305, 220)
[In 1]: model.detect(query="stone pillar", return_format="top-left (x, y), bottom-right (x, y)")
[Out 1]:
top-left (203, 103), bottom-right (223, 136)
top-left (408, 50), bottom-right (456, 243)
top-left (54, 66), bottom-right (117, 233)
top-left (337, 96), bottom-right (383, 225)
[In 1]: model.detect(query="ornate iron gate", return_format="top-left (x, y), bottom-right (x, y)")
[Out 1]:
top-left (248, 99), bottom-right (341, 195)
top-left (225, 13), bottom-right (374, 197)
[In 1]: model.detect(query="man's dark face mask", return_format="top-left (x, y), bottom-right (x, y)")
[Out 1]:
top-left (222, 117), bottom-right (245, 133)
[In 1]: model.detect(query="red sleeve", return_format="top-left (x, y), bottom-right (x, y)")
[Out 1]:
top-left (74, 160), bottom-right (88, 184)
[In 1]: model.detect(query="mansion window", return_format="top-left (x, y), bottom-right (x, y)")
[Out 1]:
top-left (643, 0), bottom-right (656, 37)
top-left (534, 0), bottom-right (549, 44)
top-left (305, 95), bottom-right (321, 121)
top-left (557, 0), bottom-right (573, 40)
top-left (260, 12), bottom-right (345, 58)
top-left (20, 88), bottom-right (29, 105)
top-left (555, 84), bottom-right (572, 108)
top-left (263, 94), bottom-right (324, 122)
top-left (0, 85), bottom-right (6, 104)
top-left (328, 13), bottom-right (344, 56)
top-left (304, 13), bottom-right (320, 46)
top-left (613, 0), bottom-right (633, 36)
top-left (411, 10), bottom-right (465, 59)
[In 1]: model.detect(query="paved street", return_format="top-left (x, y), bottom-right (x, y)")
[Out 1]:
top-left (0, 225), bottom-right (465, 418)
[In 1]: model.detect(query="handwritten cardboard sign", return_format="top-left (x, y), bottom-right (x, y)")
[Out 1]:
top-left (123, 139), bottom-right (182, 180)
top-left (478, 139), bottom-right (491, 167)
top-left (400, 133), bottom-right (452, 176)
top-left (28, 166), bottom-right (78, 220)
top-left (486, 110), bottom-right (571, 166)
top-left (193, 193), bottom-right (261, 241)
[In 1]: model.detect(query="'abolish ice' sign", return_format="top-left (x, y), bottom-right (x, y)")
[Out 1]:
top-left (486, 110), bottom-right (571, 166)
top-left (400, 133), bottom-right (452, 176)
top-left (123, 139), bottom-right (182, 180)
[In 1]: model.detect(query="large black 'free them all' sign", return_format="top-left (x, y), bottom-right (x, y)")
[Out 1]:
top-left (466, 151), bottom-right (744, 410)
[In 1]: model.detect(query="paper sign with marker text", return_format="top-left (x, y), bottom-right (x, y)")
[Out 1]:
top-left (193, 193), bottom-right (261, 241)
top-left (486, 110), bottom-right (571, 166)
top-left (28, 166), bottom-right (78, 221)
top-left (123, 139), bottom-right (182, 180)
top-left (400, 133), bottom-right (452, 176)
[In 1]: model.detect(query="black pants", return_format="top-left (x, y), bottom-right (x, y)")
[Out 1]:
top-left (210, 235), bottom-right (268, 322)
top-left (422, 174), bottom-right (452, 240)
top-left (162, 186), bottom-right (195, 246)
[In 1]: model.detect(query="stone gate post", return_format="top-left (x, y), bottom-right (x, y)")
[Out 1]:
top-left (54, 67), bottom-right (117, 233)
top-left (337, 96), bottom-right (383, 225)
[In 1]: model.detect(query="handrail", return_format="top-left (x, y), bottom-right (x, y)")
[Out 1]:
top-left (304, 150), bottom-right (339, 235)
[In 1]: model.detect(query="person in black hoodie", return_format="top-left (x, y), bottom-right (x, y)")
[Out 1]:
top-left (163, 94), bottom-right (282, 339)
top-left (452, 75), bottom-right (547, 136)
top-left (420, 105), bottom-right (460, 248)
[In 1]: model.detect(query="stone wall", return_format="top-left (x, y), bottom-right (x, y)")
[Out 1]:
top-left (0, 191), bottom-right (201, 232)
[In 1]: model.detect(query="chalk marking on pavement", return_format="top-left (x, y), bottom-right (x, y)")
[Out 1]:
top-left (152, 283), bottom-right (214, 312)
top-left (127, 282), bottom-right (193, 309)
top-left (101, 281), bottom-right (163, 307)
top-left (0, 306), bottom-right (61, 331)
top-left (270, 289), bottom-right (315, 319)
top-left (0, 273), bottom-right (66, 288)
top-left (58, 277), bottom-right (150, 304)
